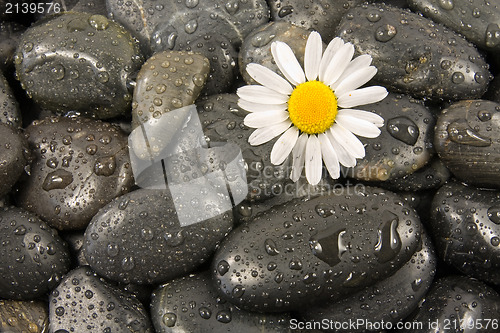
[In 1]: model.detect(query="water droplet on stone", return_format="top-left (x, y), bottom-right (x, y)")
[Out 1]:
top-left (14, 225), bottom-right (27, 235)
top-left (447, 120), bottom-right (491, 147)
top-left (485, 23), bottom-right (500, 47)
top-left (374, 211), bottom-right (401, 263)
top-left (216, 310), bottom-right (231, 323)
top-left (289, 258), bottom-right (302, 270)
top-left (94, 156), bottom-right (116, 176)
top-left (375, 24), bottom-right (397, 42)
top-left (121, 256), bottom-right (135, 271)
top-left (232, 285), bottom-right (245, 297)
top-left (251, 31), bottom-right (276, 47)
top-left (490, 237), bottom-right (500, 246)
top-left (164, 230), bottom-right (185, 246)
top-left (85, 290), bottom-right (94, 299)
top-left (88, 15), bottom-right (109, 30)
top-left (42, 169), bottom-right (74, 191)
top-left (217, 260), bottom-right (230, 276)
top-left (51, 64), bottom-right (65, 80)
top-left (387, 116), bottom-right (419, 145)
top-left (367, 12), bottom-right (381, 22)
top-left (438, 0), bottom-right (454, 10)
top-left (225, 0), bottom-right (239, 14)
top-left (55, 306), bottom-right (65, 316)
top-left (107, 243), bottom-right (119, 257)
top-left (309, 227), bottom-right (347, 266)
top-left (487, 205), bottom-right (500, 224)
top-left (185, 0), bottom-right (198, 8)
top-left (315, 203), bottom-right (335, 218)
top-left (185, 19), bottom-right (198, 34)
top-left (411, 278), bottom-right (423, 291)
top-left (264, 238), bottom-right (280, 256)
top-left (162, 313), bottom-right (177, 327)
top-left (451, 72), bottom-right (465, 84)
top-left (199, 307), bottom-right (211, 319)
top-left (278, 5), bottom-right (294, 17)
top-left (192, 73), bottom-right (205, 87)
top-left (97, 71), bottom-right (110, 83)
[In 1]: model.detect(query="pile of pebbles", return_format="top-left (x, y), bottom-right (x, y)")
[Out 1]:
top-left (1, 0), bottom-right (500, 332)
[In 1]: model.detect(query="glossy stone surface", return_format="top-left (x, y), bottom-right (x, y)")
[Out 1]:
top-left (337, 3), bottom-right (491, 101)
top-left (431, 181), bottom-right (500, 285)
top-left (49, 266), bottom-right (153, 332)
top-left (435, 99), bottom-right (500, 188)
top-left (0, 123), bottom-right (30, 198)
top-left (0, 72), bottom-right (21, 127)
top-left (212, 186), bottom-right (422, 312)
top-left (0, 206), bottom-right (71, 300)
top-left (151, 271), bottom-right (292, 332)
top-left (16, 117), bottom-right (134, 230)
top-left (84, 189), bottom-right (233, 284)
top-left (14, 12), bottom-right (143, 119)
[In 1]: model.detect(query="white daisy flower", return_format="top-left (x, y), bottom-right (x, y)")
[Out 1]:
top-left (237, 31), bottom-right (388, 185)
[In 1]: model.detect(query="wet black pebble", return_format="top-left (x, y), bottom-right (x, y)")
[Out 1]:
top-left (403, 275), bottom-right (500, 333)
top-left (344, 93), bottom-right (435, 182)
top-left (0, 299), bottom-right (49, 332)
top-left (198, 94), bottom-right (288, 202)
top-left (84, 189), bottom-right (233, 285)
top-left (299, 230), bottom-right (436, 332)
top-left (434, 99), bottom-right (500, 189)
top-left (14, 12), bottom-right (144, 119)
top-left (212, 186), bottom-right (423, 312)
top-left (0, 123), bottom-right (30, 198)
top-left (431, 180), bottom-right (500, 286)
top-left (151, 271), bottom-right (292, 332)
top-left (268, 0), bottom-right (365, 42)
top-left (0, 71), bottom-right (21, 127)
top-left (0, 206), bottom-right (71, 300)
top-left (49, 266), bottom-right (153, 332)
top-left (16, 116), bottom-right (134, 230)
top-left (337, 3), bottom-right (491, 101)
top-left (409, 0), bottom-right (500, 52)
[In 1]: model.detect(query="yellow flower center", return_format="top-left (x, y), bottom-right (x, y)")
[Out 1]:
top-left (288, 81), bottom-right (338, 135)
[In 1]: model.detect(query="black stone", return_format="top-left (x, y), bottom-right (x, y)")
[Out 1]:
top-left (0, 206), bottom-right (71, 300)
top-left (337, 3), bottom-right (491, 101)
top-left (151, 271), bottom-right (292, 332)
top-left (0, 71), bottom-right (21, 127)
top-left (0, 123), bottom-right (30, 198)
top-left (430, 180), bottom-right (500, 285)
top-left (212, 186), bottom-right (423, 312)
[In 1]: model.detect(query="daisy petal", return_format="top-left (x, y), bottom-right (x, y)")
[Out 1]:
top-left (333, 66), bottom-right (377, 97)
top-left (326, 130), bottom-right (356, 167)
top-left (319, 37), bottom-right (343, 81)
top-left (304, 31), bottom-right (322, 81)
top-left (246, 63), bottom-right (293, 95)
top-left (248, 120), bottom-right (292, 146)
top-left (305, 135), bottom-right (322, 185)
top-left (244, 110), bottom-right (289, 128)
top-left (237, 85), bottom-right (289, 104)
top-left (291, 133), bottom-right (308, 182)
top-left (238, 100), bottom-right (287, 113)
top-left (318, 133), bottom-right (340, 179)
top-left (332, 54), bottom-right (373, 89)
top-left (323, 42), bottom-right (355, 86)
top-left (271, 126), bottom-right (299, 165)
top-left (337, 86), bottom-right (388, 108)
top-left (330, 123), bottom-right (365, 158)
top-left (338, 109), bottom-right (384, 127)
top-left (271, 41), bottom-right (306, 86)
top-left (335, 114), bottom-right (381, 138)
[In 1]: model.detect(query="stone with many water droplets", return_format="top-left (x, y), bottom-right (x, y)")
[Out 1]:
top-left (132, 50), bottom-right (210, 129)
top-left (14, 12), bottom-right (144, 119)
top-left (300, 231), bottom-right (436, 331)
top-left (0, 206), bottom-right (71, 300)
top-left (403, 275), bottom-right (500, 333)
top-left (151, 271), bottom-right (292, 332)
top-left (0, 123), bottom-right (30, 198)
top-left (435, 99), bottom-right (500, 188)
top-left (0, 299), bottom-right (49, 332)
top-left (16, 117), bottom-right (133, 230)
top-left (431, 181), bottom-right (500, 286)
top-left (211, 186), bottom-right (422, 312)
top-left (343, 93), bottom-right (434, 182)
top-left (49, 266), bottom-right (153, 333)
top-left (409, 0), bottom-right (500, 52)
top-left (337, 3), bottom-right (491, 101)
top-left (84, 189), bottom-right (234, 285)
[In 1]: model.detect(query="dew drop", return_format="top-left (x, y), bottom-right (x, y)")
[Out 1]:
top-left (225, 0), bottom-right (239, 14)
top-left (51, 64), bottom-right (65, 80)
top-left (185, 0), bottom-right (198, 8)
top-left (451, 72), bottom-right (465, 84)
top-left (485, 23), bottom-right (500, 48)
top-left (447, 120), bottom-right (491, 147)
top-left (162, 313), bottom-right (177, 327)
top-left (251, 31), bottom-right (276, 48)
top-left (387, 116), bottom-right (419, 145)
top-left (487, 205), bottom-right (500, 224)
top-left (438, 0), bottom-right (454, 10)
top-left (278, 5), bottom-right (293, 18)
top-left (490, 237), bottom-right (500, 246)
top-left (121, 256), bottom-right (135, 271)
top-left (199, 307), bottom-right (211, 319)
top-left (216, 310), bottom-right (231, 323)
top-left (94, 156), bottom-right (116, 176)
top-left (14, 225), bottom-right (27, 235)
top-left (42, 169), bottom-right (74, 191)
top-left (309, 227), bottom-right (347, 266)
top-left (164, 230), bottom-right (185, 246)
top-left (232, 285), bottom-right (245, 297)
top-left (97, 71), bottom-right (110, 83)
top-left (366, 12), bottom-right (381, 22)
top-left (107, 243), bottom-right (119, 257)
top-left (88, 15), bottom-right (109, 30)
top-left (375, 24), bottom-right (397, 42)
top-left (374, 211), bottom-right (401, 263)
top-left (264, 238), bottom-right (280, 256)
top-left (184, 19), bottom-right (198, 34)
top-left (192, 73), bottom-right (205, 87)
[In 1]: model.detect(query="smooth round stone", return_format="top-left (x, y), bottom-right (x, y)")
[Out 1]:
top-left (0, 21), bottom-right (24, 72)
top-left (299, 231), bottom-right (436, 332)
top-left (14, 12), bottom-right (144, 119)
top-left (84, 189), bottom-right (234, 285)
top-left (343, 93), bottom-right (435, 181)
top-left (269, 0), bottom-right (365, 41)
top-left (337, 3), bottom-right (491, 101)
top-left (151, 271), bottom-right (291, 332)
top-left (0, 72), bottom-right (21, 127)
top-left (435, 99), bottom-right (500, 188)
top-left (239, 21), bottom-right (312, 84)
top-left (0, 299), bottom-right (48, 333)
top-left (377, 158), bottom-right (451, 192)
top-left (212, 186), bottom-right (423, 312)
top-left (132, 50), bottom-right (210, 128)
top-left (0, 206), bottom-right (71, 300)
top-left (409, 0), bottom-right (500, 51)
top-left (49, 266), bottom-right (153, 333)
top-left (107, 0), bottom-right (269, 55)
top-left (431, 181), bottom-right (500, 285)
top-left (0, 123), bottom-right (30, 198)
top-left (197, 94), bottom-right (288, 202)
top-left (403, 275), bottom-right (500, 333)
top-left (16, 116), bottom-right (134, 230)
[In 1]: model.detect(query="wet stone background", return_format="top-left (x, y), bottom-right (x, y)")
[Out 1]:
top-left (0, 0), bottom-right (500, 332)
